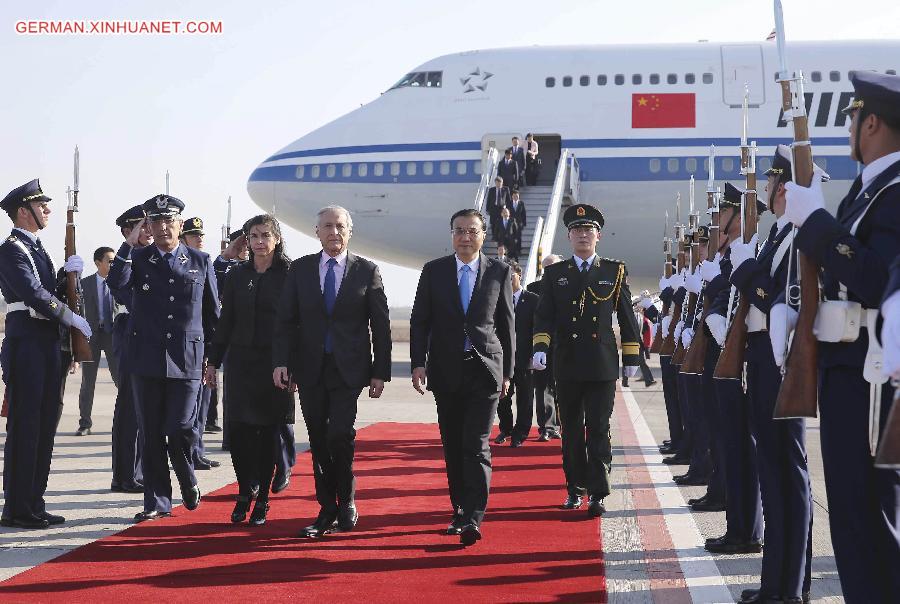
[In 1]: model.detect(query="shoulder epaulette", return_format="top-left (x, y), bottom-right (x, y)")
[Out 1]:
top-left (599, 256), bottom-right (624, 265)
top-left (6, 235), bottom-right (17, 243)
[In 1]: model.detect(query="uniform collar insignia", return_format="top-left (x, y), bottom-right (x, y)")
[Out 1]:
top-left (557, 276), bottom-right (569, 286)
top-left (836, 243), bottom-right (854, 258)
top-left (756, 287), bottom-right (767, 299)
top-left (864, 192), bottom-right (870, 199)
top-left (188, 269), bottom-right (199, 273)
top-left (148, 255), bottom-right (158, 264)
top-left (6, 235), bottom-right (16, 242)
top-left (178, 253), bottom-right (188, 264)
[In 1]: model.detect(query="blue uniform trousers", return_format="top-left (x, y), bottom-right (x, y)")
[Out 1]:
top-left (1, 336), bottom-right (61, 520)
top-left (132, 375), bottom-right (200, 513)
top-left (660, 355), bottom-right (683, 447)
top-left (684, 372), bottom-right (712, 479)
top-left (714, 376), bottom-right (763, 541)
top-left (110, 320), bottom-right (143, 488)
top-left (192, 383), bottom-right (211, 462)
top-left (818, 365), bottom-right (900, 603)
top-left (275, 423), bottom-right (296, 478)
top-left (746, 333), bottom-right (813, 599)
top-left (702, 341), bottom-right (726, 502)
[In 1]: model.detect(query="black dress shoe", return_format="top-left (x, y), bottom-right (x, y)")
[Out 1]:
top-left (587, 497), bottom-right (606, 518)
top-left (459, 523), bottom-right (482, 546)
top-left (547, 430), bottom-right (562, 440)
top-left (111, 482), bottom-right (144, 493)
top-left (204, 424), bottom-right (223, 433)
top-left (645, 379), bottom-right (657, 387)
top-left (231, 495), bottom-right (252, 523)
top-left (337, 502), bottom-right (358, 531)
top-left (194, 459), bottom-right (213, 470)
top-left (537, 432), bottom-right (551, 442)
top-left (662, 439), bottom-right (671, 446)
top-left (662, 455), bottom-right (690, 465)
top-left (198, 456), bottom-right (220, 468)
top-left (658, 444), bottom-right (677, 455)
top-left (705, 533), bottom-right (728, 546)
top-left (75, 427), bottom-right (91, 436)
top-left (1, 515), bottom-right (49, 529)
top-left (691, 499), bottom-right (725, 512)
top-left (494, 431), bottom-right (510, 445)
top-left (249, 500), bottom-right (269, 526)
top-left (271, 472), bottom-right (290, 494)
top-left (510, 437), bottom-right (525, 448)
top-left (562, 494), bottom-right (584, 509)
top-left (299, 508), bottom-right (338, 538)
top-left (705, 536), bottom-right (763, 554)
top-left (134, 510), bottom-right (171, 522)
top-left (40, 512), bottom-right (65, 525)
top-left (250, 484), bottom-right (260, 500)
top-left (740, 589), bottom-right (809, 604)
top-left (687, 495), bottom-right (707, 506)
top-left (674, 473), bottom-right (708, 486)
top-left (182, 485), bottom-right (201, 511)
top-left (446, 512), bottom-right (466, 535)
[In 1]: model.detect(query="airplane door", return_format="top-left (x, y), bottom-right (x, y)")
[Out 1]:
top-left (721, 45), bottom-right (766, 107)
top-left (481, 133), bottom-right (522, 159)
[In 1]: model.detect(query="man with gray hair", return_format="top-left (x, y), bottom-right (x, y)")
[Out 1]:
top-left (526, 254), bottom-right (563, 440)
top-left (274, 205), bottom-right (391, 538)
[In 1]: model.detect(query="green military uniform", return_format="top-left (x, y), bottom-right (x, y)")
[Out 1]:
top-left (532, 204), bottom-right (642, 510)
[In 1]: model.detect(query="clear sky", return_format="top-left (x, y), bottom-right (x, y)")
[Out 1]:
top-left (1, 0), bottom-right (897, 305)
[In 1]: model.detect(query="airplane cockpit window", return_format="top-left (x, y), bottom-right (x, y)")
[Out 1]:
top-left (390, 71), bottom-right (442, 89)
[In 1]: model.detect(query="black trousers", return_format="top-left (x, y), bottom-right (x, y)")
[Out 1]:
top-left (497, 369), bottom-right (533, 438)
top-left (297, 354), bottom-right (362, 510)
top-left (433, 356), bottom-right (499, 526)
top-left (229, 421), bottom-right (277, 501)
top-left (78, 330), bottom-right (119, 430)
top-left (556, 379), bottom-right (616, 499)
top-left (660, 356), bottom-right (683, 447)
top-left (533, 368), bottom-right (558, 434)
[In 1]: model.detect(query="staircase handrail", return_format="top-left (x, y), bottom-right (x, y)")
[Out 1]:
top-left (473, 147), bottom-right (500, 214)
top-left (538, 148), bottom-right (572, 261)
top-left (523, 215), bottom-right (545, 287)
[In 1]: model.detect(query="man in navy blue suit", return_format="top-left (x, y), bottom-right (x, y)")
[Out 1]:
top-left (107, 194), bottom-right (220, 522)
top-left (0, 179), bottom-right (92, 529)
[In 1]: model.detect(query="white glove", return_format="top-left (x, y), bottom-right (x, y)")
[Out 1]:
top-left (71, 314), bottom-right (92, 339)
top-left (729, 234), bottom-right (758, 272)
top-left (706, 313), bottom-right (727, 346)
top-left (699, 256), bottom-right (722, 282)
top-left (639, 295), bottom-right (654, 309)
top-left (685, 269), bottom-right (703, 294)
top-left (531, 351), bottom-right (547, 371)
top-left (784, 165), bottom-right (827, 227)
top-left (674, 320), bottom-right (685, 343)
top-left (659, 276), bottom-right (670, 292)
top-left (662, 315), bottom-right (672, 337)
top-left (770, 303), bottom-right (799, 367)
top-left (624, 366), bottom-right (639, 378)
top-left (650, 323), bottom-right (657, 342)
top-left (670, 270), bottom-right (686, 290)
top-left (882, 291), bottom-right (900, 379)
top-left (681, 327), bottom-right (694, 349)
top-left (64, 255), bottom-right (84, 273)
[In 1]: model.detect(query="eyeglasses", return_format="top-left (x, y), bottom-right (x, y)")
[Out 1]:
top-left (451, 227), bottom-right (484, 237)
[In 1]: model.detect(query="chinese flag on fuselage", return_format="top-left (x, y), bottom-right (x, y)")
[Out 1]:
top-left (631, 93), bottom-right (696, 128)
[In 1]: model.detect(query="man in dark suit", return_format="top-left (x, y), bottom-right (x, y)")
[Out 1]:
top-left (76, 246), bottom-right (122, 436)
top-left (410, 208), bottom-right (515, 546)
top-left (510, 137), bottom-right (526, 188)
top-left (527, 254), bottom-right (563, 441)
top-left (484, 176), bottom-right (510, 240)
top-left (494, 207), bottom-right (521, 261)
top-left (497, 150), bottom-right (519, 199)
top-left (509, 189), bottom-right (527, 230)
top-left (496, 262), bottom-right (538, 447)
top-left (106, 194), bottom-right (220, 522)
top-left (274, 205), bottom-right (391, 538)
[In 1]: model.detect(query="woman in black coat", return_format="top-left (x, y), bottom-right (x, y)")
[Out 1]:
top-left (205, 214), bottom-right (295, 526)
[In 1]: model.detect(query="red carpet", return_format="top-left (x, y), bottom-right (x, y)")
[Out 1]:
top-left (0, 423), bottom-right (606, 603)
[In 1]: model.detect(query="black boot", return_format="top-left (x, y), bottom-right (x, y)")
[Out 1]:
top-left (249, 499), bottom-right (269, 526)
top-left (231, 495), bottom-right (252, 523)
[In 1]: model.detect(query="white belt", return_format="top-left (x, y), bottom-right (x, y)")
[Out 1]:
top-left (746, 306), bottom-right (767, 333)
top-left (814, 300), bottom-right (868, 343)
top-left (6, 301), bottom-right (49, 320)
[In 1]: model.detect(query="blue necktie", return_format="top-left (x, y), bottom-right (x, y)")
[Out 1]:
top-left (324, 257), bottom-right (337, 352)
top-left (460, 265), bottom-right (472, 350)
top-left (101, 280), bottom-right (113, 332)
top-left (163, 252), bottom-right (175, 272)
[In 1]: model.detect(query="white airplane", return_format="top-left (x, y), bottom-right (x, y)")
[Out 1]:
top-left (247, 40), bottom-right (899, 284)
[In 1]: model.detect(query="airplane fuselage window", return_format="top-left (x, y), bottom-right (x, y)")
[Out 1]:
top-left (296, 165), bottom-right (305, 180)
top-left (545, 77), bottom-right (555, 87)
top-left (563, 76), bottom-right (573, 87)
top-left (580, 75), bottom-right (590, 86)
top-left (598, 75), bottom-right (607, 85)
top-left (390, 162), bottom-right (400, 177)
top-left (667, 158), bottom-right (679, 174)
top-left (703, 72), bottom-right (714, 84)
top-left (311, 165), bottom-right (321, 179)
top-left (722, 158), bottom-right (734, 173)
top-left (473, 161), bottom-right (482, 175)
top-left (358, 163), bottom-right (368, 177)
top-left (406, 162), bottom-right (417, 177)
top-left (811, 71), bottom-right (822, 82)
top-left (439, 161), bottom-right (450, 176)
top-left (649, 159), bottom-right (661, 173)
top-left (759, 158), bottom-right (772, 172)
top-left (615, 74), bottom-right (624, 85)
top-left (423, 162), bottom-right (433, 176)
top-left (342, 164), bottom-right (352, 178)
top-left (374, 163), bottom-right (384, 177)
top-left (685, 73), bottom-right (696, 84)
top-left (685, 158), bottom-right (697, 173)
top-left (456, 161), bottom-right (467, 176)
top-left (650, 73), bottom-right (660, 84)
top-left (632, 74), bottom-right (642, 85)
top-left (830, 71), bottom-right (841, 81)
top-left (327, 164), bottom-right (336, 178)
top-left (667, 73), bottom-right (678, 84)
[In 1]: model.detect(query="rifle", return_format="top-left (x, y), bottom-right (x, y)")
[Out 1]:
top-left (660, 194), bottom-right (686, 356)
top-left (681, 149), bottom-right (719, 375)
top-left (714, 87), bottom-right (759, 380)
top-left (672, 176), bottom-right (699, 365)
top-left (66, 146), bottom-right (93, 362)
top-left (772, 0), bottom-right (819, 418)
top-left (649, 211), bottom-right (672, 353)
top-left (221, 195), bottom-right (232, 253)
top-left (875, 386), bottom-right (900, 468)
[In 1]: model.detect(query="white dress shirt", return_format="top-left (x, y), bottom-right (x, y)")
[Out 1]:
top-left (861, 150), bottom-right (900, 192)
top-left (13, 227), bottom-right (38, 245)
top-left (319, 249), bottom-right (348, 295)
top-left (573, 253), bottom-right (597, 271)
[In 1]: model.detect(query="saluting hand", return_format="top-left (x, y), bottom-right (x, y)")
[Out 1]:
top-left (412, 367), bottom-right (427, 394)
top-left (369, 378), bottom-right (384, 398)
top-left (126, 218), bottom-right (146, 247)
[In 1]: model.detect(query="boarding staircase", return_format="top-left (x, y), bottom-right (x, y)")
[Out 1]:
top-left (474, 149), bottom-right (581, 287)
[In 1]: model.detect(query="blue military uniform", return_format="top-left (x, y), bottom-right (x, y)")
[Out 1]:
top-left (0, 180), bottom-right (84, 528)
top-left (657, 279), bottom-right (684, 452)
top-left (708, 184), bottom-right (764, 552)
top-left (106, 195), bottom-right (220, 520)
top-left (109, 205), bottom-right (145, 493)
top-left (210, 228), bottom-right (243, 446)
top-left (789, 71), bottom-right (900, 603)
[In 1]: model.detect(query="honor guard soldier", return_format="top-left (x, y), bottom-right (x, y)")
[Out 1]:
top-left (108, 205), bottom-right (150, 494)
top-left (0, 179), bottom-right (92, 529)
top-left (531, 203), bottom-right (642, 516)
top-left (106, 194), bottom-right (220, 522)
top-left (782, 71), bottom-right (900, 603)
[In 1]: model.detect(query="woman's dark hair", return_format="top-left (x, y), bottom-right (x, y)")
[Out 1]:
top-left (243, 213), bottom-right (290, 268)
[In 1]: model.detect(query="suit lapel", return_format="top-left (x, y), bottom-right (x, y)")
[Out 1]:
top-left (312, 252), bottom-right (326, 312)
top-left (468, 252), bottom-right (488, 313)
top-left (447, 255), bottom-right (465, 317)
